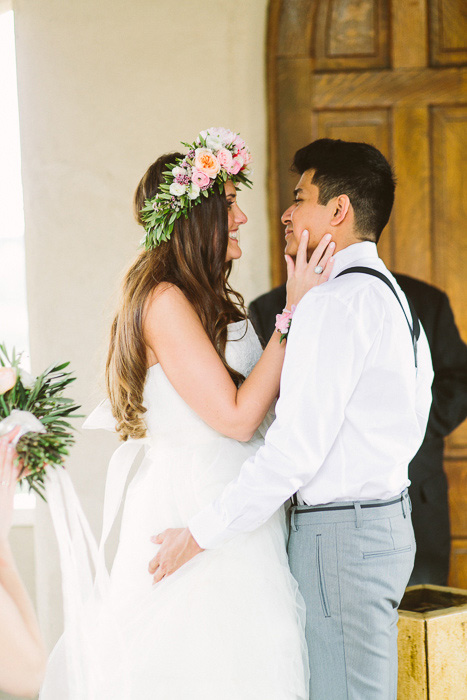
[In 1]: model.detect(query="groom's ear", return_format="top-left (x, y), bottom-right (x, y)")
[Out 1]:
top-left (330, 195), bottom-right (351, 227)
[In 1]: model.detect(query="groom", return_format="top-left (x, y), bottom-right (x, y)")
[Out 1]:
top-left (149, 139), bottom-right (434, 698)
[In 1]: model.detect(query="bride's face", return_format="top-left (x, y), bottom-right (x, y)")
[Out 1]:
top-left (225, 179), bottom-right (247, 262)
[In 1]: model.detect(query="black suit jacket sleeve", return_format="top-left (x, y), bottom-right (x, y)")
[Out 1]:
top-left (423, 292), bottom-right (467, 438)
top-left (394, 274), bottom-right (467, 439)
top-left (248, 284), bottom-right (287, 348)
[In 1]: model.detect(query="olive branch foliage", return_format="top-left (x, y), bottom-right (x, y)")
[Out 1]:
top-left (0, 344), bottom-right (81, 500)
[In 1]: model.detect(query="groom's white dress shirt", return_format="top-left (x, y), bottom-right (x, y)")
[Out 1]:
top-left (189, 241), bottom-right (434, 549)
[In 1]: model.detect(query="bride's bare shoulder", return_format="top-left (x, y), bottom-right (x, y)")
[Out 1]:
top-left (143, 281), bottom-right (211, 368)
top-left (144, 283), bottom-right (199, 327)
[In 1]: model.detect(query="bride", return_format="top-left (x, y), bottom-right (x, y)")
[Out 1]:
top-left (40, 127), bottom-right (334, 699)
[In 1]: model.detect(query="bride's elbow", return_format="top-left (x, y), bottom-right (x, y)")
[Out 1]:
top-left (222, 422), bottom-right (257, 443)
top-left (235, 429), bottom-right (256, 443)
top-left (212, 402), bottom-right (260, 442)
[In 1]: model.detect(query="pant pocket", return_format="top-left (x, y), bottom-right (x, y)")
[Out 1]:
top-left (316, 534), bottom-right (331, 617)
top-left (362, 544), bottom-right (412, 559)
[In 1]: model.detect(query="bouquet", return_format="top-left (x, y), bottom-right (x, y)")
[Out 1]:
top-left (0, 343), bottom-right (81, 499)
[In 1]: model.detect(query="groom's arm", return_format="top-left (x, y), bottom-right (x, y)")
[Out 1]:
top-left (150, 289), bottom-right (378, 579)
top-left (188, 291), bottom-right (378, 548)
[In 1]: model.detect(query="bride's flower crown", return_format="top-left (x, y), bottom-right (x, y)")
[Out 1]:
top-left (140, 127), bottom-right (253, 249)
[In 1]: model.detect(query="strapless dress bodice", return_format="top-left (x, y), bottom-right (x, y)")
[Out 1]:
top-left (142, 319), bottom-right (264, 443)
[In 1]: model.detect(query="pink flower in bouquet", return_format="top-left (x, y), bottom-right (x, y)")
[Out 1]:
top-left (194, 148), bottom-right (220, 178)
top-left (0, 367), bottom-right (17, 395)
top-left (191, 169), bottom-right (211, 188)
top-left (216, 148), bottom-right (233, 170)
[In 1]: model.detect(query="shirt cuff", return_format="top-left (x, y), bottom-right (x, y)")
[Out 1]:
top-left (188, 503), bottom-right (236, 550)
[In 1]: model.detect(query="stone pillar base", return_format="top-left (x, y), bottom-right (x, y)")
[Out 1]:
top-left (398, 584), bottom-right (467, 698)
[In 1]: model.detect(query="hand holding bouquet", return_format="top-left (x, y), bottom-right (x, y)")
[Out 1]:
top-left (0, 344), bottom-right (80, 499)
top-left (0, 426), bottom-right (21, 540)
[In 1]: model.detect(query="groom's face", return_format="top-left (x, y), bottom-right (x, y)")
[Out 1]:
top-left (281, 170), bottom-right (332, 258)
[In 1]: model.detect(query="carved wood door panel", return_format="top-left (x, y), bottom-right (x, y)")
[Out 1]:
top-left (268, 0), bottom-right (467, 585)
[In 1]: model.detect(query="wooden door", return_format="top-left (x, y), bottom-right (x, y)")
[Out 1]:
top-left (267, 0), bottom-right (467, 586)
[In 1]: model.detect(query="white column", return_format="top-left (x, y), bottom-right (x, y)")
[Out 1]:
top-left (13, 0), bottom-right (269, 647)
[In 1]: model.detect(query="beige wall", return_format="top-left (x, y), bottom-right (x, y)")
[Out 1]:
top-left (12, 0), bottom-right (270, 647)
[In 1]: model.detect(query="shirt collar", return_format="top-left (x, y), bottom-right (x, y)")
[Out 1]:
top-left (329, 241), bottom-right (378, 281)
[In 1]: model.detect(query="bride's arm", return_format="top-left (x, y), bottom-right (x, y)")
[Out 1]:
top-left (145, 286), bottom-right (282, 442)
top-left (143, 232), bottom-right (334, 442)
top-left (0, 431), bottom-right (47, 698)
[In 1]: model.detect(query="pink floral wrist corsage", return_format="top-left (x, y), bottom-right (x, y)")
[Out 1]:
top-left (275, 305), bottom-right (296, 344)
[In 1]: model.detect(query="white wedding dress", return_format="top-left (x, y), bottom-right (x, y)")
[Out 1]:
top-left (40, 320), bottom-right (309, 699)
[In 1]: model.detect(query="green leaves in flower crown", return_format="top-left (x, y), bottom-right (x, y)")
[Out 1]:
top-left (140, 128), bottom-right (253, 250)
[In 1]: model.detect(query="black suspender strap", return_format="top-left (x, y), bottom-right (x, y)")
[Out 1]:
top-left (336, 266), bottom-right (420, 368)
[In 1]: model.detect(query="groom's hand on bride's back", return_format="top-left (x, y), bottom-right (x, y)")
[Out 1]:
top-left (148, 527), bottom-right (204, 583)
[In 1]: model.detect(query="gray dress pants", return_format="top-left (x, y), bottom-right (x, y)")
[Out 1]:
top-left (288, 490), bottom-right (415, 700)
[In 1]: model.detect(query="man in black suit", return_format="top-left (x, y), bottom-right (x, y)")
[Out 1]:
top-left (249, 275), bottom-right (467, 585)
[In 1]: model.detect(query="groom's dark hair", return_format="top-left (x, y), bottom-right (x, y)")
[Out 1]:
top-left (292, 139), bottom-right (395, 243)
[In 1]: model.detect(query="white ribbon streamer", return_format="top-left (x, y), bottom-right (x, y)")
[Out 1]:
top-left (44, 424), bottom-right (151, 698)
top-left (0, 409), bottom-right (46, 445)
top-left (46, 469), bottom-right (97, 699)
top-left (94, 437), bottom-right (151, 596)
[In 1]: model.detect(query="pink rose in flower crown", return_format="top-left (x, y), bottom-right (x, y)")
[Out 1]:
top-left (216, 148), bottom-right (233, 170)
top-left (233, 135), bottom-right (246, 152)
top-left (239, 148), bottom-right (252, 166)
top-left (228, 155), bottom-right (244, 175)
top-left (194, 148), bottom-right (220, 178)
top-left (0, 367), bottom-right (17, 395)
top-left (191, 169), bottom-right (211, 189)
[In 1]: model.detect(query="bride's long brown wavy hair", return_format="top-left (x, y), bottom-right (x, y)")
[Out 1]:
top-left (106, 153), bottom-right (247, 441)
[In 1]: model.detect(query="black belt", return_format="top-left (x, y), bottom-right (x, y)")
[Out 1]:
top-left (292, 491), bottom-right (407, 514)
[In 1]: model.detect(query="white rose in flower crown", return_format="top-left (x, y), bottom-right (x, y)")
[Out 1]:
top-left (172, 166), bottom-right (187, 178)
top-left (202, 127), bottom-right (229, 140)
top-left (187, 182), bottom-right (200, 200)
top-left (221, 130), bottom-right (237, 146)
top-left (0, 367), bottom-right (17, 395)
top-left (194, 148), bottom-right (220, 178)
top-left (169, 182), bottom-right (186, 196)
top-left (205, 134), bottom-right (223, 152)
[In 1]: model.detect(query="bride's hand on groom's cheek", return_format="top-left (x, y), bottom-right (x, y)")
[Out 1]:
top-left (285, 231), bottom-right (335, 308)
top-left (148, 527), bottom-right (204, 583)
